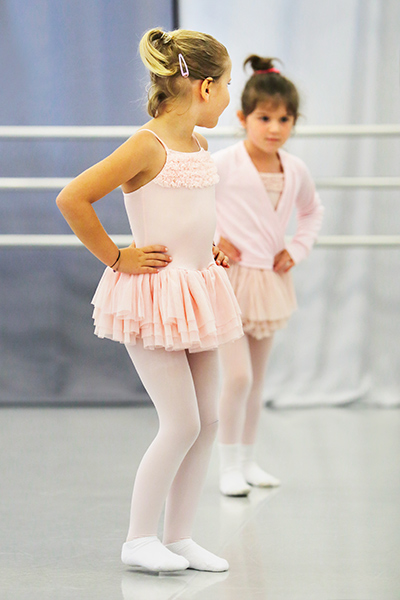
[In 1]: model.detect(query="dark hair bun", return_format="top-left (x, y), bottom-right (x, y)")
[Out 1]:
top-left (243, 55), bottom-right (278, 73)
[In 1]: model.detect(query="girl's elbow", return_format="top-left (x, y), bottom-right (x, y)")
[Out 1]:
top-left (55, 192), bottom-right (64, 209)
top-left (56, 191), bottom-right (68, 213)
top-left (56, 190), bottom-right (75, 216)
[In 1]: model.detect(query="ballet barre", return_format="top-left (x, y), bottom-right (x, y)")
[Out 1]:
top-left (1, 124), bottom-right (400, 138)
top-left (1, 177), bottom-right (400, 190)
top-left (0, 235), bottom-right (399, 248)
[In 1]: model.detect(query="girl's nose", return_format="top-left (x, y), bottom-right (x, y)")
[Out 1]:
top-left (268, 120), bottom-right (280, 132)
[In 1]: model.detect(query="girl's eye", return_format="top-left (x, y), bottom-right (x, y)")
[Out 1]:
top-left (281, 117), bottom-right (290, 123)
top-left (260, 116), bottom-right (270, 122)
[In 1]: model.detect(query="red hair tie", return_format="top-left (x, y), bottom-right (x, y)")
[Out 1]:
top-left (254, 68), bottom-right (280, 75)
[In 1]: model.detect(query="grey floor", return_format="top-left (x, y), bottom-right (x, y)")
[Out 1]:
top-left (1, 406), bottom-right (399, 600)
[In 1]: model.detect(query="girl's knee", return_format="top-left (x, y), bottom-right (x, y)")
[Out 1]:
top-left (175, 414), bottom-right (202, 449)
top-left (225, 367), bottom-right (253, 396)
top-left (198, 418), bottom-right (219, 444)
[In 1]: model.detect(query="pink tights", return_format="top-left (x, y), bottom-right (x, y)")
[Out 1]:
top-left (125, 342), bottom-right (219, 544)
top-left (218, 333), bottom-right (274, 445)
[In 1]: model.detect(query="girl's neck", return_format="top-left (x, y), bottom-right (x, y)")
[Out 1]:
top-left (148, 105), bottom-right (199, 152)
top-left (244, 140), bottom-right (282, 173)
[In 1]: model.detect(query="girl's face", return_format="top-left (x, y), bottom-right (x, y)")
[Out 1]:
top-left (238, 99), bottom-right (295, 156)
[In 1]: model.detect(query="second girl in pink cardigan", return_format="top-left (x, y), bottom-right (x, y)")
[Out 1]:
top-left (213, 55), bottom-right (323, 496)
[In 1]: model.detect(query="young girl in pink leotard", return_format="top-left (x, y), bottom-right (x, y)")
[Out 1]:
top-left (57, 28), bottom-right (242, 572)
top-left (213, 55), bottom-right (323, 496)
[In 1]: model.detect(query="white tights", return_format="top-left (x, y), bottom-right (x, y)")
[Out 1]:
top-left (125, 342), bottom-right (219, 544)
top-left (218, 333), bottom-right (274, 445)
top-left (217, 333), bottom-right (280, 494)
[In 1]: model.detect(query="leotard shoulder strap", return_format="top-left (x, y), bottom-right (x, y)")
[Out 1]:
top-left (192, 134), bottom-right (202, 150)
top-left (137, 128), bottom-right (168, 151)
top-left (138, 129), bottom-right (203, 152)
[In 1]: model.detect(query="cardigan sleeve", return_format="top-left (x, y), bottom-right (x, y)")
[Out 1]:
top-left (286, 162), bottom-right (324, 264)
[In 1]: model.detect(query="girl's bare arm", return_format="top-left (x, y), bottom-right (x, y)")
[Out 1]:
top-left (56, 132), bottom-right (171, 274)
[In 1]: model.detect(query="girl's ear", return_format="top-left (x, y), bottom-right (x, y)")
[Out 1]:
top-left (237, 110), bottom-right (246, 127)
top-left (200, 77), bottom-right (213, 102)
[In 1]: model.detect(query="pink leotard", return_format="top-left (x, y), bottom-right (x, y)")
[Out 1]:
top-left (91, 130), bottom-right (242, 352)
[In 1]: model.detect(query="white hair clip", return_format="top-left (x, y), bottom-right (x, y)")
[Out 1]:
top-left (178, 53), bottom-right (189, 78)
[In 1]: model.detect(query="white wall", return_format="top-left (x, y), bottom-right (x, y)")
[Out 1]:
top-left (179, 0), bottom-right (400, 406)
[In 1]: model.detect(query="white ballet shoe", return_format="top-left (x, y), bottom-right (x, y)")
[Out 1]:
top-left (166, 539), bottom-right (229, 572)
top-left (243, 462), bottom-right (281, 487)
top-left (241, 444), bottom-right (281, 487)
top-left (121, 536), bottom-right (189, 572)
top-left (218, 443), bottom-right (251, 496)
top-left (219, 469), bottom-right (251, 496)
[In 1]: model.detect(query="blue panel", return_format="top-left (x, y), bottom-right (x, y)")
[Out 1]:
top-left (0, 0), bottom-right (174, 404)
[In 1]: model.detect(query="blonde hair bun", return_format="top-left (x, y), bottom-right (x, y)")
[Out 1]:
top-left (139, 28), bottom-right (179, 77)
top-left (139, 27), bottom-right (230, 117)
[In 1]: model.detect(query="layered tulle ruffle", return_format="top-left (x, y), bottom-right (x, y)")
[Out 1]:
top-left (92, 263), bottom-right (243, 352)
top-left (227, 262), bottom-right (297, 339)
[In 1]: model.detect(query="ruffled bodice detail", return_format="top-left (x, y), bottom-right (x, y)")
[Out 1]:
top-left (259, 172), bottom-right (285, 193)
top-left (153, 148), bottom-right (219, 189)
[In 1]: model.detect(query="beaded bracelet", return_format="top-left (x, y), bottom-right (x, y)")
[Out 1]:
top-left (109, 249), bottom-right (121, 271)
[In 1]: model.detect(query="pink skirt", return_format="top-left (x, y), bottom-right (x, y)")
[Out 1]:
top-left (91, 263), bottom-right (243, 352)
top-left (227, 262), bottom-right (297, 339)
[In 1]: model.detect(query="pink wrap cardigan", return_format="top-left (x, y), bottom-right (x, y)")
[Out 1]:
top-left (213, 141), bottom-right (323, 269)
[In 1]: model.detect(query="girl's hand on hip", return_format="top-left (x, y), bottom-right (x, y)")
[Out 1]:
top-left (218, 236), bottom-right (241, 262)
top-left (213, 244), bottom-right (230, 268)
top-left (117, 242), bottom-right (172, 274)
top-left (273, 249), bottom-right (294, 273)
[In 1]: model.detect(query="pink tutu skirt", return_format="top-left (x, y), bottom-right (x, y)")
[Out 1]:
top-left (227, 262), bottom-right (297, 339)
top-left (92, 263), bottom-right (243, 352)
